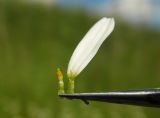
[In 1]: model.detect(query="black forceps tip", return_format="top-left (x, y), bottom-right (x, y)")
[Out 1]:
top-left (59, 88), bottom-right (160, 107)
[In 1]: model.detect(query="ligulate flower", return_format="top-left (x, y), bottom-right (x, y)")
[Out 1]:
top-left (57, 17), bottom-right (115, 94)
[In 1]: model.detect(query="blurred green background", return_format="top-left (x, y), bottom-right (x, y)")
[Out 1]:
top-left (0, 1), bottom-right (160, 118)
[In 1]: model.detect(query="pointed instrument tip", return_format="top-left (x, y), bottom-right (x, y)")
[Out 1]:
top-left (58, 94), bottom-right (72, 98)
top-left (59, 93), bottom-right (74, 97)
top-left (58, 93), bottom-right (90, 105)
top-left (58, 93), bottom-right (85, 99)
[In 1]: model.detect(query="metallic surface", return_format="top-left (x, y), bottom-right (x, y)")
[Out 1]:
top-left (59, 88), bottom-right (160, 107)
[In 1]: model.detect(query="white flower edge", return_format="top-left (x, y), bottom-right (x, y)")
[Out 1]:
top-left (67, 17), bottom-right (115, 79)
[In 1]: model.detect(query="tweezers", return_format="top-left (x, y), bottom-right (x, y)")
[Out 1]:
top-left (59, 88), bottom-right (160, 107)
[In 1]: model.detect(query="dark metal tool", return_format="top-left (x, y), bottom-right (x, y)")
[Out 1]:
top-left (59, 88), bottom-right (160, 107)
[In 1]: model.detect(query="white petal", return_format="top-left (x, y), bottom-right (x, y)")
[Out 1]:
top-left (67, 17), bottom-right (115, 78)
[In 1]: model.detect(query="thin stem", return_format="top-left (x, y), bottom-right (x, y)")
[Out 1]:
top-left (58, 80), bottom-right (64, 94)
top-left (67, 78), bottom-right (74, 94)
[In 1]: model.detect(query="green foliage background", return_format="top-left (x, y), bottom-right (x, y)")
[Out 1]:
top-left (0, 2), bottom-right (160, 118)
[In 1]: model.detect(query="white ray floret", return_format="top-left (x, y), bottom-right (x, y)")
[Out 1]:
top-left (67, 17), bottom-right (115, 79)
